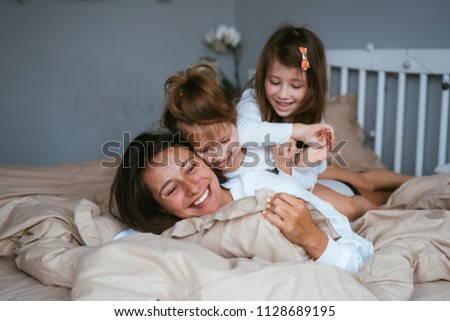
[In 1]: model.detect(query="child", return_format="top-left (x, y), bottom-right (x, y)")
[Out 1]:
top-left (161, 63), bottom-right (379, 221)
top-left (237, 24), bottom-right (414, 212)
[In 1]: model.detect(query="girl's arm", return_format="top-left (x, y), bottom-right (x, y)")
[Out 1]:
top-left (292, 123), bottom-right (334, 148)
top-left (280, 160), bottom-right (327, 191)
top-left (271, 140), bottom-right (327, 190)
top-left (237, 89), bottom-right (292, 146)
top-left (237, 89), bottom-right (334, 148)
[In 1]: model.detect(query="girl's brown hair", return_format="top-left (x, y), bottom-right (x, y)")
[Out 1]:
top-left (253, 24), bottom-right (328, 124)
top-left (161, 63), bottom-right (237, 136)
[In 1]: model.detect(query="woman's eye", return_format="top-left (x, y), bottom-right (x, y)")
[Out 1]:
top-left (167, 185), bottom-right (178, 196)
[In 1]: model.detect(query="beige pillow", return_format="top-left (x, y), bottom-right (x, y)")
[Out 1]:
top-left (74, 199), bottom-right (127, 246)
top-left (162, 188), bottom-right (340, 263)
top-left (386, 174), bottom-right (450, 209)
top-left (324, 94), bottom-right (386, 171)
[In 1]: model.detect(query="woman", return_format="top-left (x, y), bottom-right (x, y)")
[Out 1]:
top-left (110, 131), bottom-right (373, 272)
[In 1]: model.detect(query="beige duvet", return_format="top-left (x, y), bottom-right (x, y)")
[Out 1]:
top-left (1, 161), bottom-right (450, 300)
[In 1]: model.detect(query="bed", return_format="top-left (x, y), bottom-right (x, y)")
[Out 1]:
top-left (1, 48), bottom-right (450, 301)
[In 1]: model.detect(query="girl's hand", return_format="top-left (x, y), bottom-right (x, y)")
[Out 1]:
top-left (294, 145), bottom-right (327, 168)
top-left (263, 193), bottom-right (328, 260)
top-left (271, 139), bottom-right (296, 175)
top-left (292, 123), bottom-right (335, 150)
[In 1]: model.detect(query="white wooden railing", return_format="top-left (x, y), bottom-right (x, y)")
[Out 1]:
top-left (327, 48), bottom-right (450, 176)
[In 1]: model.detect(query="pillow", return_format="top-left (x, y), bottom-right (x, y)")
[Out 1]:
top-left (386, 174), bottom-right (450, 209)
top-left (324, 94), bottom-right (386, 172)
top-left (435, 163), bottom-right (450, 174)
top-left (74, 199), bottom-right (127, 246)
top-left (161, 188), bottom-right (340, 263)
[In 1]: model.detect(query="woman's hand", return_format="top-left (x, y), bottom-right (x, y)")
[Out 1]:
top-left (263, 193), bottom-right (329, 260)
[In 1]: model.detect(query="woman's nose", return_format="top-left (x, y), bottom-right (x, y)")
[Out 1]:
top-left (184, 178), bottom-right (200, 196)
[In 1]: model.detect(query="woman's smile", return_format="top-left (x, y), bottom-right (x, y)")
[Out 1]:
top-left (192, 186), bottom-right (210, 207)
top-left (143, 147), bottom-right (227, 219)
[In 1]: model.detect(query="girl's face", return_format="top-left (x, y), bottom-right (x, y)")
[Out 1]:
top-left (182, 122), bottom-right (244, 174)
top-left (143, 146), bottom-right (227, 219)
top-left (264, 59), bottom-right (308, 123)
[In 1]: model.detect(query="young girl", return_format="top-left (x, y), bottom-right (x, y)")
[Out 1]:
top-left (161, 63), bottom-right (379, 221)
top-left (237, 24), bottom-right (414, 210)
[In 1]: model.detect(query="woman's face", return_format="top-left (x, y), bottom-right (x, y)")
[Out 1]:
top-left (142, 146), bottom-right (227, 219)
top-left (181, 122), bottom-right (243, 174)
top-left (264, 59), bottom-right (308, 123)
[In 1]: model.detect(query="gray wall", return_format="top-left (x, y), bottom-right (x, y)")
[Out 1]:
top-left (1, 0), bottom-right (449, 166)
top-left (237, 0), bottom-right (450, 81)
top-left (0, 0), bottom-right (236, 165)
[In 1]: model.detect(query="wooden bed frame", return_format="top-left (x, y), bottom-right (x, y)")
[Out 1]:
top-left (327, 48), bottom-right (450, 176)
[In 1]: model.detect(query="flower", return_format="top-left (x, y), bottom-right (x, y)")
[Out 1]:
top-left (205, 25), bottom-right (241, 52)
top-left (204, 25), bottom-right (242, 95)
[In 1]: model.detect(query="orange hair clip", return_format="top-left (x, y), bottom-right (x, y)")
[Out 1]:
top-left (299, 47), bottom-right (310, 71)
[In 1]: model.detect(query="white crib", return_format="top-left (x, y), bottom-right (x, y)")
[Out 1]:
top-left (327, 48), bottom-right (450, 176)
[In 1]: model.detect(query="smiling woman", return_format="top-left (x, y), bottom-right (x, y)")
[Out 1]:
top-left (110, 130), bottom-right (373, 272)
top-left (141, 140), bottom-right (232, 219)
top-left (110, 131), bottom-right (228, 234)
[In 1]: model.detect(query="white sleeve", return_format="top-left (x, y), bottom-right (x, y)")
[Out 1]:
top-left (237, 88), bottom-right (293, 147)
top-left (288, 160), bottom-right (326, 191)
top-left (316, 233), bottom-right (373, 272)
top-left (303, 191), bottom-right (373, 272)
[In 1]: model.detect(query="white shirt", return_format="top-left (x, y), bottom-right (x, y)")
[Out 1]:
top-left (223, 167), bottom-right (374, 272)
top-left (236, 88), bottom-right (325, 190)
top-left (237, 88), bottom-right (293, 146)
top-left (234, 147), bottom-right (325, 191)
